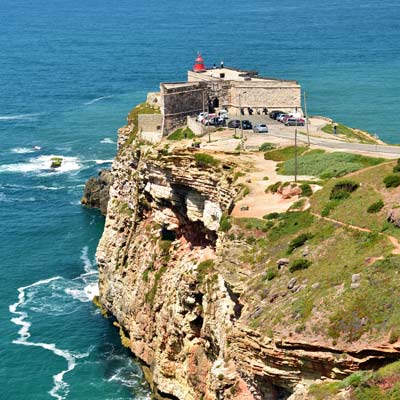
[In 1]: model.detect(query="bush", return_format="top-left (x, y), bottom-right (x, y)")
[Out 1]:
top-left (384, 174), bottom-right (400, 188)
top-left (167, 127), bottom-right (195, 141)
top-left (300, 183), bottom-right (313, 197)
top-left (266, 181), bottom-right (281, 194)
top-left (367, 200), bottom-right (384, 214)
top-left (265, 269), bottom-right (276, 281)
top-left (321, 200), bottom-right (340, 217)
top-left (259, 142), bottom-right (276, 152)
top-left (287, 233), bottom-right (313, 254)
top-left (329, 180), bottom-right (359, 200)
top-left (194, 153), bottom-right (219, 168)
top-left (219, 215), bottom-right (232, 232)
top-left (278, 152), bottom-right (384, 179)
top-left (197, 259), bottom-right (215, 284)
top-left (263, 212), bottom-right (280, 220)
top-left (289, 259), bottom-right (312, 273)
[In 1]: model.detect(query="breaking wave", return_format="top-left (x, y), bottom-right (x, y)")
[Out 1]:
top-left (84, 96), bottom-right (113, 105)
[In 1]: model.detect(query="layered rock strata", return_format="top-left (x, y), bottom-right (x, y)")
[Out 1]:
top-left (96, 127), bottom-right (399, 400)
top-left (81, 169), bottom-right (113, 215)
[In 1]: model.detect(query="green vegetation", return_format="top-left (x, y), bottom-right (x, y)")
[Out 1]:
top-left (309, 361), bottom-right (400, 399)
top-left (300, 183), bottom-right (313, 197)
top-left (278, 151), bottom-right (384, 179)
top-left (268, 211), bottom-right (314, 241)
top-left (264, 146), bottom-right (308, 161)
top-left (329, 180), bottom-right (359, 200)
top-left (310, 162), bottom-right (398, 234)
top-left (322, 122), bottom-right (377, 144)
top-left (194, 153), bottom-right (220, 168)
top-left (145, 266), bottom-right (167, 306)
top-left (264, 269), bottom-right (276, 281)
top-left (219, 214), bottom-right (232, 232)
top-left (287, 233), bottom-right (313, 254)
top-left (125, 102), bottom-right (161, 147)
top-left (393, 159), bottom-right (400, 173)
top-left (234, 217), bottom-right (274, 233)
top-left (289, 198), bottom-right (306, 211)
top-left (233, 171), bottom-right (245, 181)
top-left (167, 127), bottom-right (195, 140)
top-left (259, 142), bottom-right (276, 152)
top-left (263, 212), bottom-right (280, 220)
top-left (197, 260), bottom-right (215, 284)
top-left (384, 174), bottom-right (400, 188)
top-left (367, 200), bottom-right (384, 214)
top-left (266, 181), bottom-right (282, 194)
top-left (289, 259), bottom-right (311, 272)
top-left (50, 157), bottom-right (63, 168)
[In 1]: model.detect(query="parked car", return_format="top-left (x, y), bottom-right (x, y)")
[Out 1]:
top-left (277, 113), bottom-right (288, 122)
top-left (269, 110), bottom-right (285, 119)
top-left (228, 119), bottom-right (241, 128)
top-left (253, 124), bottom-right (269, 133)
top-left (285, 118), bottom-right (305, 126)
top-left (241, 120), bottom-right (253, 130)
top-left (197, 112), bottom-right (208, 122)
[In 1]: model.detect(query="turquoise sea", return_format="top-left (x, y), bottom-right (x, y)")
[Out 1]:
top-left (1, 0), bottom-right (399, 399)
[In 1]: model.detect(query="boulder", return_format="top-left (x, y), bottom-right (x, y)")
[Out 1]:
top-left (81, 169), bottom-right (113, 215)
top-left (388, 209), bottom-right (400, 227)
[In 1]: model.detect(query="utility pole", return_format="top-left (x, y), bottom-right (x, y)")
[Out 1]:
top-left (239, 93), bottom-right (244, 149)
top-left (303, 91), bottom-right (310, 147)
top-left (202, 90), bottom-right (205, 137)
top-left (294, 122), bottom-right (298, 183)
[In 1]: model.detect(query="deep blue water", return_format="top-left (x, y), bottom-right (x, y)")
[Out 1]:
top-left (1, 0), bottom-right (400, 399)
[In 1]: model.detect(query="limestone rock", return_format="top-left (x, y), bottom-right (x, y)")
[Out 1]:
top-left (81, 169), bottom-right (112, 215)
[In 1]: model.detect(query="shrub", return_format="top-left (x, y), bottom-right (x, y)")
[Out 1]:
top-left (219, 215), bottom-right (232, 232)
top-left (263, 212), bottom-right (280, 220)
top-left (321, 200), bottom-right (340, 217)
top-left (266, 181), bottom-right (281, 194)
top-left (259, 142), bottom-right (276, 152)
top-left (194, 153), bottom-right (219, 168)
top-left (289, 198), bottom-right (306, 211)
top-left (167, 127), bottom-right (195, 141)
top-left (287, 233), bottom-right (313, 254)
top-left (329, 180), bottom-right (359, 200)
top-left (197, 259), bottom-right (215, 284)
top-left (367, 200), bottom-right (384, 214)
top-left (159, 240), bottom-right (172, 255)
top-left (265, 269), bottom-right (276, 281)
top-left (300, 183), bottom-right (313, 197)
top-left (289, 259), bottom-right (312, 273)
top-left (384, 174), bottom-right (400, 188)
top-left (393, 164), bottom-right (400, 173)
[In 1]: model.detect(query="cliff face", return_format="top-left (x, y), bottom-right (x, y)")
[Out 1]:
top-left (96, 127), bottom-right (399, 400)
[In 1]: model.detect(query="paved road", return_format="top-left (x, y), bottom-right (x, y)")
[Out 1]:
top-left (230, 115), bottom-right (400, 156)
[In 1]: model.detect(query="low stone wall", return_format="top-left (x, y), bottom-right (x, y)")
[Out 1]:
top-left (187, 116), bottom-right (216, 137)
top-left (138, 114), bottom-right (163, 134)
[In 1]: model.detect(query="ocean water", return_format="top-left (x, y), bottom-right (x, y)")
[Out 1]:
top-left (1, 0), bottom-right (399, 399)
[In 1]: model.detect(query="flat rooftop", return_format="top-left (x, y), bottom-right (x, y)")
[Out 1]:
top-left (191, 66), bottom-right (298, 84)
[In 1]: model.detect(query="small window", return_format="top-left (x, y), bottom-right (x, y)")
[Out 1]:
top-left (220, 73), bottom-right (225, 78)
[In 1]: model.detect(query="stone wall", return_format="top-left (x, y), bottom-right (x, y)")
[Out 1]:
top-left (146, 92), bottom-right (161, 109)
top-left (161, 82), bottom-right (207, 135)
top-left (187, 116), bottom-right (216, 137)
top-left (138, 114), bottom-right (163, 134)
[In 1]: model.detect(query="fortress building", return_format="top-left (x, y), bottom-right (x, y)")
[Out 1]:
top-left (144, 54), bottom-right (302, 136)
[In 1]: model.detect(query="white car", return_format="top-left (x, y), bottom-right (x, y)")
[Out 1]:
top-left (253, 124), bottom-right (269, 133)
top-left (197, 112), bottom-right (208, 122)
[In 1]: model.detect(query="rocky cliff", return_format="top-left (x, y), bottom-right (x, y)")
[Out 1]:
top-left (95, 124), bottom-right (400, 400)
top-left (81, 169), bottom-right (113, 215)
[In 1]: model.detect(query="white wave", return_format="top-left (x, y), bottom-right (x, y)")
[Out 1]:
top-left (94, 159), bottom-right (114, 164)
top-left (84, 95), bottom-right (113, 106)
top-left (9, 276), bottom-right (90, 400)
top-left (11, 147), bottom-right (38, 154)
top-left (80, 246), bottom-right (93, 274)
top-left (100, 138), bottom-right (115, 144)
top-left (0, 113), bottom-right (41, 121)
top-left (0, 155), bottom-right (81, 174)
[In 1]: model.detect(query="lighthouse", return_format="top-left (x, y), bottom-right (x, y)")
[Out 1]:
top-left (193, 53), bottom-right (206, 72)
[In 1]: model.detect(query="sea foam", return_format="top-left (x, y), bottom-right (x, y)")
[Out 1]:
top-left (0, 155), bottom-right (81, 174)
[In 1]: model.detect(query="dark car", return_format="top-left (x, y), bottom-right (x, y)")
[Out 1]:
top-left (269, 110), bottom-right (285, 119)
top-left (241, 120), bottom-right (253, 130)
top-left (228, 119), bottom-right (241, 128)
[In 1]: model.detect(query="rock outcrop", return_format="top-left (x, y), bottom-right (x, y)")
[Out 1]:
top-left (95, 127), bottom-right (400, 400)
top-left (81, 169), bottom-right (113, 215)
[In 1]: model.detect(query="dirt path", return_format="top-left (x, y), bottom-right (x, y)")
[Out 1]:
top-left (311, 212), bottom-right (400, 255)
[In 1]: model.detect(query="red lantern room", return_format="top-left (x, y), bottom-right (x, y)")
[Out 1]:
top-left (193, 53), bottom-right (206, 72)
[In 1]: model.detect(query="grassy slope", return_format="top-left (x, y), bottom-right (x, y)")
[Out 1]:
top-left (310, 161), bottom-right (400, 238)
top-left (322, 122), bottom-right (378, 144)
top-left (221, 159), bottom-right (400, 346)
